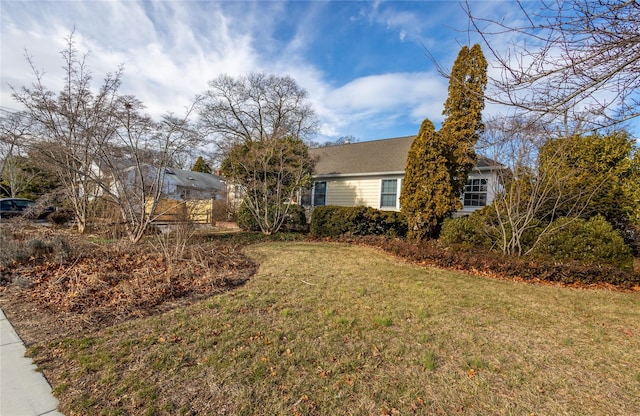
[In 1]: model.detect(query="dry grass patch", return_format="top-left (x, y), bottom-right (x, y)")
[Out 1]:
top-left (27, 242), bottom-right (640, 415)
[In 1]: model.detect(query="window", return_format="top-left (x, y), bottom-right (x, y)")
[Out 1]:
top-left (300, 182), bottom-right (326, 207)
top-left (300, 188), bottom-right (312, 207)
top-left (463, 178), bottom-right (488, 207)
top-left (380, 179), bottom-right (398, 208)
top-left (13, 199), bottom-right (34, 209)
top-left (313, 181), bottom-right (327, 206)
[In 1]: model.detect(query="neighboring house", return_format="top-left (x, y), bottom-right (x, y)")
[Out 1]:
top-left (160, 167), bottom-right (226, 200)
top-left (151, 167), bottom-right (226, 223)
top-left (303, 136), bottom-right (502, 215)
top-left (116, 165), bottom-right (225, 200)
top-left (114, 165), bottom-right (225, 223)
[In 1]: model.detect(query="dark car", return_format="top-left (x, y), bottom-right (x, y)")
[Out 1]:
top-left (0, 198), bottom-right (55, 220)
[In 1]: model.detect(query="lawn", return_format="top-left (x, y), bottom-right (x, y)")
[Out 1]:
top-left (25, 241), bottom-right (640, 415)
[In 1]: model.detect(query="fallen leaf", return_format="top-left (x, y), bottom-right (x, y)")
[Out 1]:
top-left (345, 375), bottom-right (354, 386)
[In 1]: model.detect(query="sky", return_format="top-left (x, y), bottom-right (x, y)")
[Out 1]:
top-left (1, 1), bottom-right (637, 146)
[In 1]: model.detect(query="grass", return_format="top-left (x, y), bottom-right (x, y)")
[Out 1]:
top-left (30, 241), bottom-right (640, 415)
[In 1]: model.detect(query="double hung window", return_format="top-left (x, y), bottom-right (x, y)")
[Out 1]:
top-left (301, 181), bottom-right (326, 207)
top-left (463, 178), bottom-right (488, 207)
top-left (380, 179), bottom-right (398, 209)
top-left (313, 181), bottom-right (327, 206)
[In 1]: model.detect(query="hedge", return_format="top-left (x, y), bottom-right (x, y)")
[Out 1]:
top-left (342, 235), bottom-right (640, 288)
top-left (531, 215), bottom-right (633, 269)
top-left (310, 206), bottom-right (407, 238)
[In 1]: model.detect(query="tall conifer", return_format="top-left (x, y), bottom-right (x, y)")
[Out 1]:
top-left (440, 44), bottom-right (487, 200)
top-left (400, 44), bottom-right (487, 240)
top-left (400, 119), bottom-right (455, 240)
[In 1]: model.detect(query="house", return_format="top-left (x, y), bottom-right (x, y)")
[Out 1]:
top-left (109, 164), bottom-right (226, 201)
top-left (160, 167), bottom-right (226, 200)
top-left (302, 136), bottom-right (501, 215)
top-left (119, 166), bottom-right (226, 223)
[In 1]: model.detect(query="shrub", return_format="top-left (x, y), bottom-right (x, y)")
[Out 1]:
top-left (47, 208), bottom-right (75, 225)
top-left (281, 203), bottom-right (308, 232)
top-left (309, 206), bottom-right (346, 237)
top-left (532, 215), bottom-right (633, 269)
top-left (611, 217), bottom-right (639, 256)
top-left (237, 201), bottom-right (307, 233)
top-left (310, 206), bottom-right (407, 238)
top-left (0, 235), bottom-right (30, 267)
top-left (237, 201), bottom-right (260, 231)
top-left (439, 214), bottom-right (495, 250)
top-left (0, 234), bottom-right (73, 269)
top-left (343, 235), bottom-right (640, 288)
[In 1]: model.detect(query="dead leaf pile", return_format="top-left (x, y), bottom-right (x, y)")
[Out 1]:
top-left (2, 240), bottom-right (255, 325)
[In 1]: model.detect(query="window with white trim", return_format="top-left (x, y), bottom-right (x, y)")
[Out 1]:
top-left (463, 178), bottom-right (488, 207)
top-left (380, 179), bottom-right (398, 209)
top-left (313, 181), bottom-right (327, 206)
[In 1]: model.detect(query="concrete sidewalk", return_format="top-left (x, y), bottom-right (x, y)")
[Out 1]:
top-left (0, 308), bottom-right (63, 416)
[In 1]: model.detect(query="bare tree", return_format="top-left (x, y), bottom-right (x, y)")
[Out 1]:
top-left (198, 73), bottom-right (318, 146)
top-left (480, 116), bottom-right (633, 255)
top-left (0, 112), bottom-right (37, 197)
top-left (12, 32), bottom-right (122, 232)
top-left (481, 116), bottom-right (571, 255)
top-left (94, 97), bottom-right (203, 243)
top-left (199, 73), bottom-right (318, 233)
top-left (466, 0), bottom-right (640, 133)
top-left (11, 31), bottom-right (205, 239)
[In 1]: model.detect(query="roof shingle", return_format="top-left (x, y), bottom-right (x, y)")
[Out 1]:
top-left (309, 136), bottom-right (499, 177)
top-left (310, 136), bottom-right (414, 176)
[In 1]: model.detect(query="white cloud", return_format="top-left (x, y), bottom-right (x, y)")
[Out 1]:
top-left (312, 72), bottom-right (448, 139)
top-left (1, 1), bottom-right (263, 117)
top-left (329, 73), bottom-right (445, 115)
top-left (2, 0), bottom-right (521, 144)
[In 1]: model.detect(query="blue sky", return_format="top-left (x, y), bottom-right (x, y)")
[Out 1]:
top-left (0, 0), bottom-right (508, 143)
top-left (3, 1), bottom-right (634, 145)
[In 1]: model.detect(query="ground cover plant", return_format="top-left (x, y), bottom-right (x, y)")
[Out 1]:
top-left (5, 239), bottom-right (638, 415)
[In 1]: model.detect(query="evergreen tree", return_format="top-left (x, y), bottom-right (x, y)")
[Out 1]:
top-left (440, 43), bottom-right (487, 201)
top-left (400, 119), bottom-right (456, 240)
top-left (191, 156), bottom-right (212, 173)
top-left (400, 44), bottom-right (487, 240)
top-left (538, 132), bottom-right (639, 226)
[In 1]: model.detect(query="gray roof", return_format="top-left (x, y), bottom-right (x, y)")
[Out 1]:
top-left (309, 136), bottom-right (500, 177)
top-left (310, 136), bottom-right (413, 176)
top-left (164, 167), bottom-right (225, 191)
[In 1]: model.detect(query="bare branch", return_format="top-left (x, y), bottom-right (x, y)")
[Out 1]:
top-left (466, 0), bottom-right (640, 133)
